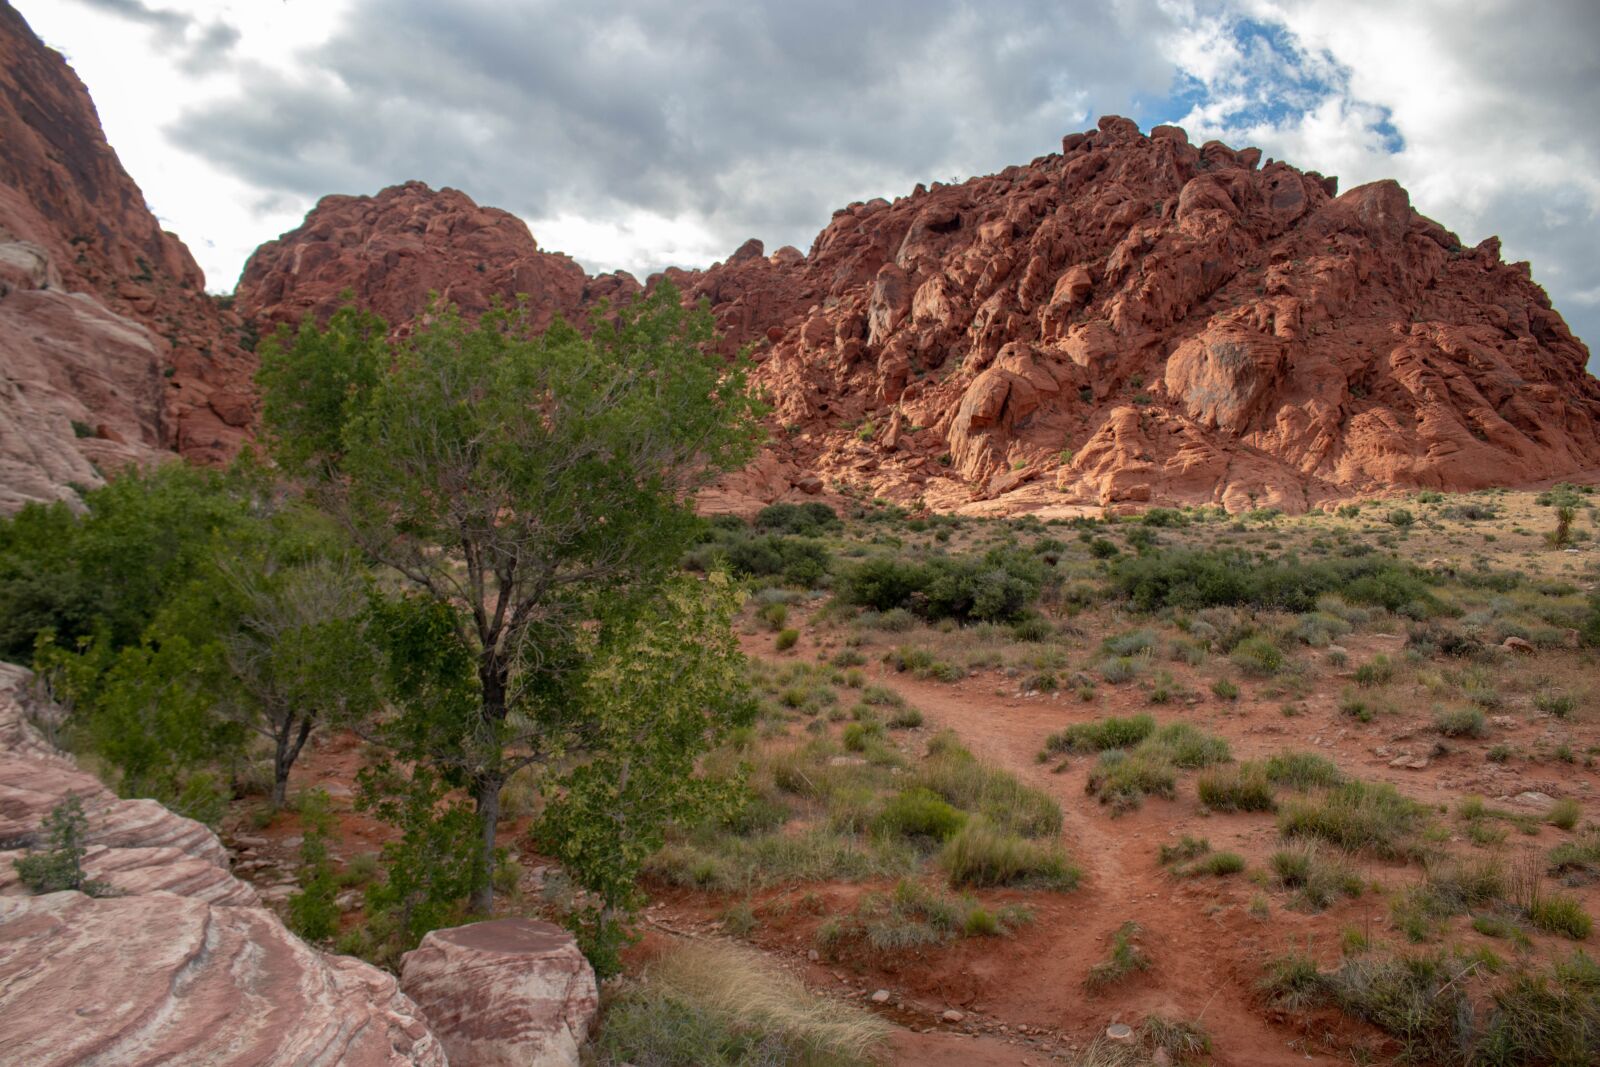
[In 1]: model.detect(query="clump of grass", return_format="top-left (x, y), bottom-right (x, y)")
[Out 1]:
top-left (1086, 750), bottom-right (1175, 813)
top-left (1138, 1016), bottom-right (1211, 1063)
top-left (1197, 762), bottom-right (1276, 812)
top-left (1549, 830), bottom-right (1600, 883)
top-left (1534, 690), bottom-right (1577, 718)
top-left (1210, 677), bottom-right (1240, 702)
top-left (939, 820), bottom-right (1080, 890)
top-left (1230, 636), bottom-right (1285, 677)
top-left (1098, 655), bottom-right (1140, 684)
top-left (1190, 851), bottom-right (1245, 876)
top-left (1547, 798), bottom-right (1581, 832)
top-left (775, 628), bottom-right (800, 651)
top-left (1263, 751), bottom-right (1344, 790)
top-left (1041, 713), bottom-right (1154, 757)
top-left (1084, 921), bottom-right (1151, 993)
top-left (817, 879), bottom-right (1031, 958)
top-left (887, 705), bottom-right (924, 729)
top-left (1528, 894), bottom-right (1593, 940)
top-left (1434, 705), bottom-right (1487, 738)
top-left (1353, 655), bottom-right (1395, 687)
top-left (1258, 951), bottom-right (1323, 1011)
top-left (1158, 836), bottom-right (1211, 866)
top-left (918, 733), bottom-right (1061, 838)
top-left (597, 940), bottom-right (890, 1066)
top-left (877, 787), bottom-right (966, 843)
top-left (1270, 843), bottom-right (1364, 912)
top-left (1278, 779), bottom-right (1428, 859)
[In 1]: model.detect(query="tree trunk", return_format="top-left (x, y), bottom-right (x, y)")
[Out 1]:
top-left (470, 774), bottom-right (502, 914)
top-left (270, 714), bottom-right (315, 811)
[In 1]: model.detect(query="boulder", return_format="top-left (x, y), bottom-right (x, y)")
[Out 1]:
top-left (400, 918), bottom-right (599, 1067)
top-left (0, 664), bottom-right (446, 1065)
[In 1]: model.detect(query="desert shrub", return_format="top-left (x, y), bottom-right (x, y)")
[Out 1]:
top-left (1528, 894), bottom-right (1593, 940)
top-left (1264, 751), bottom-right (1344, 790)
top-left (1041, 713), bottom-right (1155, 756)
top-left (11, 794), bottom-right (108, 896)
top-left (836, 549), bottom-right (1046, 623)
top-left (1197, 762), bottom-right (1276, 812)
top-left (596, 940), bottom-right (888, 1066)
top-left (774, 628), bottom-right (799, 651)
top-left (1210, 677), bottom-right (1239, 701)
top-left (1110, 548), bottom-right (1439, 617)
top-left (1191, 851), bottom-right (1245, 876)
top-left (1278, 780), bottom-right (1428, 859)
top-left (698, 531), bottom-right (832, 588)
top-left (754, 502), bottom-right (841, 537)
top-left (1434, 706), bottom-right (1487, 738)
top-left (1097, 655), bottom-right (1140, 684)
top-left (878, 788), bottom-right (966, 843)
top-left (1230, 636), bottom-right (1285, 677)
top-left (1353, 655), bottom-right (1395, 687)
top-left (1102, 628), bottom-right (1156, 657)
top-left (887, 706), bottom-right (924, 729)
top-left (1547, 799), bottom-right (1582, 832)
top-left (939, 820), bottom-right (1080, 889)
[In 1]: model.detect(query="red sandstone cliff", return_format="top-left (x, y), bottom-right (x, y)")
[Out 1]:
top-left (0, 2), bottom-right (253, 510)
top-left (236, 118), bottom-right (1600, 514)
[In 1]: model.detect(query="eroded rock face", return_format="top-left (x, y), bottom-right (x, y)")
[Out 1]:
top-left (0, 664), bottom-right (446, 1066)
top-left (236, 181), bottom-right (639, 336)
top-left (400, 918), bottom-right (599, 1067)
top-left (229, 114), bottom-right (1600, 515)
top-left (0, 6), bottom-right (255, 513)
top-left (673, 120), bottom-right (1600, 512)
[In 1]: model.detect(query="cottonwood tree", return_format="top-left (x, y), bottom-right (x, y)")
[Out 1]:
top-left (258, 284), bottom-right (762, 911)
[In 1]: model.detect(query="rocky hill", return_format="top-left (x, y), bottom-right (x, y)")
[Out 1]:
top-left (237, 118), bottom-right (1600, 514)
top-left (2, 0), bottom-right (1597, 516)
top-left (0, 2), bottom-right (254, 512)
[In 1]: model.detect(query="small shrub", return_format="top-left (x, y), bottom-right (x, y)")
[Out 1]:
top-left (1197, 763), bottom-right (1276, 812)
top-left (1547, 799), bottom-right (1582, 832)
top-left (1264, 751), bottom-right (1344, 790)
top-left (1230, 636), bottom-right (1285, 677)
top-left (1211, 678), bottom-right (1239, 701)
top-left (1042, 713), bottom-right (1155, 756)
top-left (1278, 780), bottom-right (1427, 859)
top-left (1528, 894), bottom-right (1593, 939)
top-left (1084, 921), bottom-right (1151, 993)
top-left (775, 628), bottom-right (800, 651)
top-left (1434, 706), bottom-right (1487, 738)
top-left (939, 821), bottom-right (1080, 889)
top-left (878, 788), bottom-right (966, 843)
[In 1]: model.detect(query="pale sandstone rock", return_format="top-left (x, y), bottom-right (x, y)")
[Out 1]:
top-left (400, 918), bottom-right (598, 1067)
top-left (0, 664), bottom-right (445, 1066)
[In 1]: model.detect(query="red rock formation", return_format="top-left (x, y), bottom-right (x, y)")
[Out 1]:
top-left (232, 115), bottom-right (1600, 514)
top-left (0, 665), bottom-right (447, 1065)
top-left (237, 181), bottom-right (640, 335)
top-left (676, 117), bottom-right (1600, 512)
top-left (0, 3), bottom-right (254, 511)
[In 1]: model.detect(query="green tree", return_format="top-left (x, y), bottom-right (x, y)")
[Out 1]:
top-left (540, 573), bottom-right (752, 973)
top-left (258, 284), bottom-right (763, 912)
top-left (287, 789), bottom-right (339, 940)
top-left (12, 794), bottom-right (109, 896)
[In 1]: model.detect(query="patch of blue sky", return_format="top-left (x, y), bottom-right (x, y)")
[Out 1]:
top-left (1135, 15), bottom-right (1403, 154)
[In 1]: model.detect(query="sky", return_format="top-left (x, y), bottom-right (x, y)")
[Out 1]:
top-left (16, 0), bottom-right (1600, 371)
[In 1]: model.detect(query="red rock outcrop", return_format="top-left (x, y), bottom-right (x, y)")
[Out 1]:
top-left (235, 117), bottom-right (1600, 514)
top-left (0, 3), bottom-right (255, 512)
top-left (400, 918), bottom-right (599, 1067)
top-left (674, 118), bottom-right (1600, 512)
top-left (0, 664), bottom-right (447, 1066)
top-left (237, 180), bottom-right (641, 335)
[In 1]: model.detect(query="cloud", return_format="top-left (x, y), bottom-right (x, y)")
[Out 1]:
top-left (170, 0), bottom-right (1183, 271)
top-left (73, 0), bottom-right (238, 73)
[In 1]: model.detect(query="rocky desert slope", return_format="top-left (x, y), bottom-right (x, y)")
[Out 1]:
top-left (236, 120), bottom-right (1600, 516)
top-left (3, 0), bottom-right (1600, 521)
top-left (0, 2), bottom-right (254, 512)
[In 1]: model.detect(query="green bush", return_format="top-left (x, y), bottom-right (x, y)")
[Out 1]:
top-left (1230, 636), bottom-right (1284, 677)
top-left (1197, 763), bottom-right (1276, 812)
top-left (1278, 780), bottom-right (1427, 859)
top-left (836, 549), bottom-right (1046, 623)
top-left (939, 821), bottom-right (1080, 889)
top-left (754, 502), bottom-right (841, 537)
top-left (1041, 713), bottom-right (1155, 756)
top-left (1264, 751), bottom-right (1344, 789)
top-left (878, 787), bottom-right (966, 842)
top-left (775, 628), bottom-right (799, 651)
top-left (1110, 549), bottom-right (1439, 616)
top-left (1434, 706), bottom-right (1487, 738)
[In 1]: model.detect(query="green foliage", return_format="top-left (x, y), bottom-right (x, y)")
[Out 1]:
top-left (1278, 780), bottom-right (1428, 859)
top-left (261, 285), bottom-right (763, 918)
top-left (539, 576), bottom-right (753, 975)
top-left (1229, 635), bottom-right (1285, 677)
top-left (1197, 762), bottom-right (1276, 812)
top-left (878, 787), bottom-right (967, 843)
top-left (1041, 713), bottom-right (1155, 756)
top-left (938, 820), bottom-right (1080, 889)
top-left (1110, 548), bottom-right (1439, 616)
top-left (837, 548), bottom-right (1046, 622)
top-left (753, 502), bottom-right (841, 537)
top-left (11, 794), bottom-right (108, 896)
top-left (0, 463), bottom-right (254, 660)
top-left (287, 789), bottom-right (340, 941)
top-left (1084, 921), bottom-right (1151, 992)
